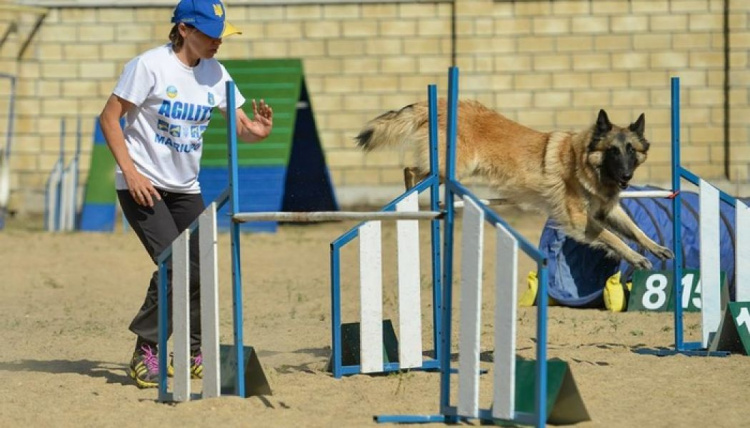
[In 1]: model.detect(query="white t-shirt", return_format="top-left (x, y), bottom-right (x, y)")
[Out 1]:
top-left (113, 44), bottom-right (245, 193)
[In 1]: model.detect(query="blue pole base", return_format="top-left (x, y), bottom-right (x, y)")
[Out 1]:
top-left (634, 348), bottom-right (730, 357)
top-left (374, 415), bottom-right (447, 424)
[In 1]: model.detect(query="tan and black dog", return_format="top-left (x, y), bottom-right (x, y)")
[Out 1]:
top-left (355, 100), bottom-right (674, 269)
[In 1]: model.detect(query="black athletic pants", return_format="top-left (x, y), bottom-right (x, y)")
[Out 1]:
top-left (118, 189), bottom-right (205, 353)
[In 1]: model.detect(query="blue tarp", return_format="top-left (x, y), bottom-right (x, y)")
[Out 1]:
top-left (539, 186), bottom-right (745, 307)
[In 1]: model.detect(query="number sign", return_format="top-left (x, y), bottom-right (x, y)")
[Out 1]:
top-left (629, 269), bottom-right (727, 312)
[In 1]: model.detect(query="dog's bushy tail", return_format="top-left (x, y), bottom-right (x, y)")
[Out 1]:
top-left (355, 103), bottom-right (425, 151)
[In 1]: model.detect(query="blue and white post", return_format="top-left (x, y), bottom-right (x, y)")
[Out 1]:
top-left (667, 76), bottom-right (730, 356)
top-left (226, 81), bottom-right (247, 397)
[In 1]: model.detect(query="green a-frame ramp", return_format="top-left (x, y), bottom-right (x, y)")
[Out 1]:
top-left (199, 58), bottom-right (338, 232)
top-left (78, 118), bottom-right (121, 232)
top-left (79, 59), bottom-right (337, 232)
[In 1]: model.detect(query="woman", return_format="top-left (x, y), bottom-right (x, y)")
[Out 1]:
top-left (99, 0), bottom-right (273, 388)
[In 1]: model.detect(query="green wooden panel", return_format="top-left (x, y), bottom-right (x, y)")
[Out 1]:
top-left (83, 144), bottom-right (117, 204)
top-left (728, 302), bottom-right (750, 352)
top-left (328, 320), bottom-right (399, 368)
top-left (629, 269), bottom-right (728, 312)
top-left (511, 357), bottom-right (590, 425)
top-left (201, 59), bottom-right (303, 167)
top-left (710, 302), bottom-right (750, 355)
top-left (513, 358), bottom-right (567, 418)
top-left (628, 270), bottom-right (673, 312)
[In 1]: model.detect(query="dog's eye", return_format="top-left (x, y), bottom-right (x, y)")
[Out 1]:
top-left (626, 144), bottom-right (635, 154)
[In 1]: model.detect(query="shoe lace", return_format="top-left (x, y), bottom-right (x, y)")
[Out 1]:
top-left (140, 344), bottom-right (159, 374)
top-left (192, 353), bottom-right (202, 367)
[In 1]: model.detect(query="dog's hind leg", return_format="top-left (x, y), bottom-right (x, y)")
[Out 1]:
top-left (601, 205), bottom-right (674, 261)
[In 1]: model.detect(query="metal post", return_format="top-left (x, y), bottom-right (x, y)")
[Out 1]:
top-left (427, 84), bottom-right (442, 371)
top-left (157, 261), bottom-right (169, 400)
top-left (671, 77), bottom-right (685, 351)
top-left (226, 81), bottom-right (246, 397)
top-left (535, 264), bottom-right (549, 428)
top-left (439, 66), bottom-right (459, 422)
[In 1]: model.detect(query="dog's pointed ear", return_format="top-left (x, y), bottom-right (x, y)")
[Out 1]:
top-left (596, 109), bottom-right (612, 134)
top-left (629, 113), bottom-right (646, 136)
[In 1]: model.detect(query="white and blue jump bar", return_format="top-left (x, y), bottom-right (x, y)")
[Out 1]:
top-left (156, 197), bottom-right (225, 402)
top-left (375, 68), bottom-right (550, 428)
top-left (329, 84), bottom-right (443, 378)
top-left (667, 76), bottom-right (750, 356)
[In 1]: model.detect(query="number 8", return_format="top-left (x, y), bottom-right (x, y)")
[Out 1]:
top-left (643, 274), bottom-right (668, 310)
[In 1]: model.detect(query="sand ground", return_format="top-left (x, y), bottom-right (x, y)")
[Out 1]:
top-left (1, 207), bottom-right (748, 428)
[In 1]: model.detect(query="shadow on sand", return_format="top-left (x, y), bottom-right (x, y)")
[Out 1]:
top-left (0, 359), bottom-right (132, 386)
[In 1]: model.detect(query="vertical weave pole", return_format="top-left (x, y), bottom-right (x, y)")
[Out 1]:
top-left (199, 204), bottom-right (220, 398)
top-left (493, 223), bottom-right (518, 420)
top-left (396, 192), bottom-right (423, 368)
top-left (60, 159), bottom-right (77, 231)
top-left (172, 229), bottom-right (191, 402)
top-left (457, 196), bottom-right (484, 418)
top-left (360, 221), bottom-right (384, 373)
top-left (699, 180), bottom-right (721, 348)
top-left (44, 161), bottom-right (62, 231)
top-left (53, 119), bottom-right (64, 231)
top-left (66, 157), bottom-right (79, 231)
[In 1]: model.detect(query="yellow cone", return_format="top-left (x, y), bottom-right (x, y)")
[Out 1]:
top-left (603, 271), bottom-right (629, 312)
top-left (519, 271), bottom-right (559, 307)
top-left (519, 271), bottom-right (538, 307)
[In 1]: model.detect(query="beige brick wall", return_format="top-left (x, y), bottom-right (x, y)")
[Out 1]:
top-left (0, 0), bottom-right (748, 214)
top-left (454, 0), bottom-right (748, 187)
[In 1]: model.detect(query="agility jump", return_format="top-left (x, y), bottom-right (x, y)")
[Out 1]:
top-left (613, 77), bottom-right (750, 356)
top-left (330, 69), bottom-right (560, 426)
top-left (648, 77), bottom-right (750, 356)
top-left (329, 110), bottom-right (443, 377)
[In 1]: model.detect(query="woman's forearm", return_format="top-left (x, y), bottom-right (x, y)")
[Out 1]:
top-left (100, 96), bottom-right (138, 175)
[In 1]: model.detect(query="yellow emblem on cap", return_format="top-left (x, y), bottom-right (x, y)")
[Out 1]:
top-left (213, 4), bottom-right (223, 17)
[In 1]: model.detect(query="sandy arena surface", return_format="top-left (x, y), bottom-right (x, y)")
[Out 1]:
top-left (1, 207), bottom-right (748, 427)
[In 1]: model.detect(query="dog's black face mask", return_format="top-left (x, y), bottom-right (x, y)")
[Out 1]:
top-left (588, 110), bottom-right (650, 190)
top-left (602, 140), bottom-right (639, 189)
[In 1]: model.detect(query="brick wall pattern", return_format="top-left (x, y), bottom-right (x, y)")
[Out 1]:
top-left (0, 0), bottom-right (747, 213)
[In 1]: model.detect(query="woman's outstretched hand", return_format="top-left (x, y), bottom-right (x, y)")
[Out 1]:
top-left (243, 99), bottom-right (273, 141)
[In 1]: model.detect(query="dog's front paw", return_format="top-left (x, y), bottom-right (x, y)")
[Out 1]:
top-left (650, 245), bottom-right (674, 261)
top-left (629, 254), bottom-right (653, 271)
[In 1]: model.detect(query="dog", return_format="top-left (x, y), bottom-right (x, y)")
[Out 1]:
top-left (354, 99), bottom-right (674, 270)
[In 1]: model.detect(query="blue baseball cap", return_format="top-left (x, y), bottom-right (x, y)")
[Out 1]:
top-left (171, 0), bottom-right (241, 39)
